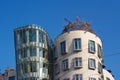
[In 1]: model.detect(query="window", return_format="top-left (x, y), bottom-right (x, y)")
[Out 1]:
top-left (74, 38), bottom-right (81, 51)
top-left (9, 76), bottom-right (15, 80)
top-left (29, 29), bottom-right (36, 42)
top-left (30, 62), bottom-right (37, 72)
top-left (62, 59), bottom-right (69, 71)
top-left (89, 77), bottom-right (96, 80)
top-left (98, 62), bottom-right (102, 74)
top-left (39, 31), bottom-right (44, 43)
top-left (54, 46), bottom-right (58, 59)
top-left (98, 44), bottom-right (102, 58)
top-left (88, 59), bottom-right (96, 69)
top-left (106, 77), bottom-right (110, 80)
top-left (73, 57), bottom-right (82, 68)
top-left (55, 63), bottom-right (60, 74)
top-left (73, 74), bottom-right (82, 80)
top-left (63, 78), bottom-right (70, 80)
top-left (89, 40), bottom-right (95, 53)
top-left (30, 47), bottom-right (36, 57)
top-left (22, 48), bottom-right (27, 58)
top-left (60, 41), bottom-right (66, 55)
top-left (22, 30), bottom-right (27, 43)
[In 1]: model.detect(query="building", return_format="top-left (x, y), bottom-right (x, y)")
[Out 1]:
top-left (14, 24), bottom-right (53, 80)
top-left (54, 18), bottom-right (115, 80)
top-left (0, 67), bottom-right (16, 80)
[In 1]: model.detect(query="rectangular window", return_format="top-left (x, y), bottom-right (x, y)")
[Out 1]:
top-left (74, 38), bottom-right (81, 51)
top-left (88, 59), bottom-right (96, 69)
top-left (22, 48), bottom-right (27, 58)
top-left (30, 47), bottom-right (36, 57)
top-left (63, 78), bottom-right (70, 80)
top-left (73, 57), bottom-right (82, 68)
top-left (62, 59), bottom-right (69, 71)
top-left (30, 62), bottom-right (37, 72)
top-left (39, 31), bottom-right (44, 43)
top-left (60, 41), bottom-right (66, 55)
top-left (73, 74), bottom-right (82, 80)
top-left (55, 63), bottom-right (60, 74)
top-left (29, 29), bottom-right (36, 42)
top-left (54, 46), bottom-right (58, 59)
top-left (98, 44), bottom-right (102, 58)
top-left (98, 62), bottom-right (102, 74)
top-left (9, 76), bottom-right (15, 80)
top-left (106, 77), bottom-right (110, 80)
top-left (22, 30), bottom-right (27, 43)
top-left (89, 40), bottom-right (95, 53)
top-left (89, 77), bottom-right (96, 80)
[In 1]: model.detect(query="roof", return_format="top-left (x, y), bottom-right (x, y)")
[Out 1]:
top-left (62, 18), bottom-right (94, 34)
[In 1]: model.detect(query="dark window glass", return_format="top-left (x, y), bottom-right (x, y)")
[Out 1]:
top-left (60, 41), bottom-right (66, 54)
top-left (29, 29), bottom-right (36, 42)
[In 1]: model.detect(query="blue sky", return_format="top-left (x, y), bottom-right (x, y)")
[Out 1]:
top-left (0, 0), bottom-right (120, 79)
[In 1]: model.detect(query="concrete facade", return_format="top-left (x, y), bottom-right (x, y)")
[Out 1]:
top-left (54, 20), bottom-right (115, 80)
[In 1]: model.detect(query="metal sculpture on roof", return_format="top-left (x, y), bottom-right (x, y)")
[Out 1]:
top-left (63, 17), bottom-right (94, 34)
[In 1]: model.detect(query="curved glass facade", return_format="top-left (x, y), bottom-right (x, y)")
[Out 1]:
top-left (14, 25), bottom-right (52, 80)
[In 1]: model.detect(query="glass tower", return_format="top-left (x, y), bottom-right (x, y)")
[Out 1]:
top-left (14, 24), bottom-right (52, 80)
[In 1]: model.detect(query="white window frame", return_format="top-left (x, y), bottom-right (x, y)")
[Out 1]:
top-left (74, 38), bottom-right (81, 51)
top-left (73, 74), bottom-right (82, 80)
top-left (73, 57), bottom-right (82, 68)
top-left (88, 58), bottom-right (96, 69)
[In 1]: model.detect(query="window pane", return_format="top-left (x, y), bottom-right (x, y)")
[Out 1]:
top-left (88, 59), bottom-right (96, 69)
top-left (89, 40), bottom-right (95, 53)
top-left (60, 41), bottom-right (66, 54)
top-left (30, 62), bottom-right (37, 72)
top-left (62, 59), bottom-right (68, 70)
top-left (74, 57), bottom-right (82, 68)
top-left (22, 30), bottom-right (27, 43)
top-left (29, 29), bottom-right (36, 42)
top-left (74, 38), bottom-right (81, 51)
top-left (98, 44), bottom-right (102, 58)
top-left (30, 47), bottom-right (36, 57)
top-left (39, 31), bottom-right (44, 43)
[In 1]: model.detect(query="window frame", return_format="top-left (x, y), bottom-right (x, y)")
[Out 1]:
top-left (73, 74), bottom-right (82, 80)
top-left (73, 57), bottom-right (82, 69)
top-left (88, 58), bottom-right (96, 70)
top-left (60, 41), bottom-right (67, 55)
top-left (88, 40), bottom-right (96, 53)
top-left (62, 59), bottom-right (69, 71)
top-left (98, 44), bottom-right (102, 58)
top-left (74, 38), bottom-right (82, 51)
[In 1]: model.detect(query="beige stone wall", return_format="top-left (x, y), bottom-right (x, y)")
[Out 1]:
top-left (54, 30), bottom-right (103, 80)
top-left (103, 69), bottom-right (114, 80)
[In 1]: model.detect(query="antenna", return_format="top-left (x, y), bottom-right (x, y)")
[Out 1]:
top-left (64, 18), bottom-right (71, 23)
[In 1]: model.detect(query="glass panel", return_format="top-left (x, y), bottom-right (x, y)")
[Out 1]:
top-left (60, 41), bottom-right (66, 54)
top-left (29, 29), bottom-right (36, 42)
top-left (39, 31), bottom-right (44, 43)
top-left (22, 30), bottom-right (27, 43)
top-left (30, 47), bottom-right (36, 57)
top-left (89, 40), bottom-right (95, 53)
top-left (74, 38), bottom-right (81, 50)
